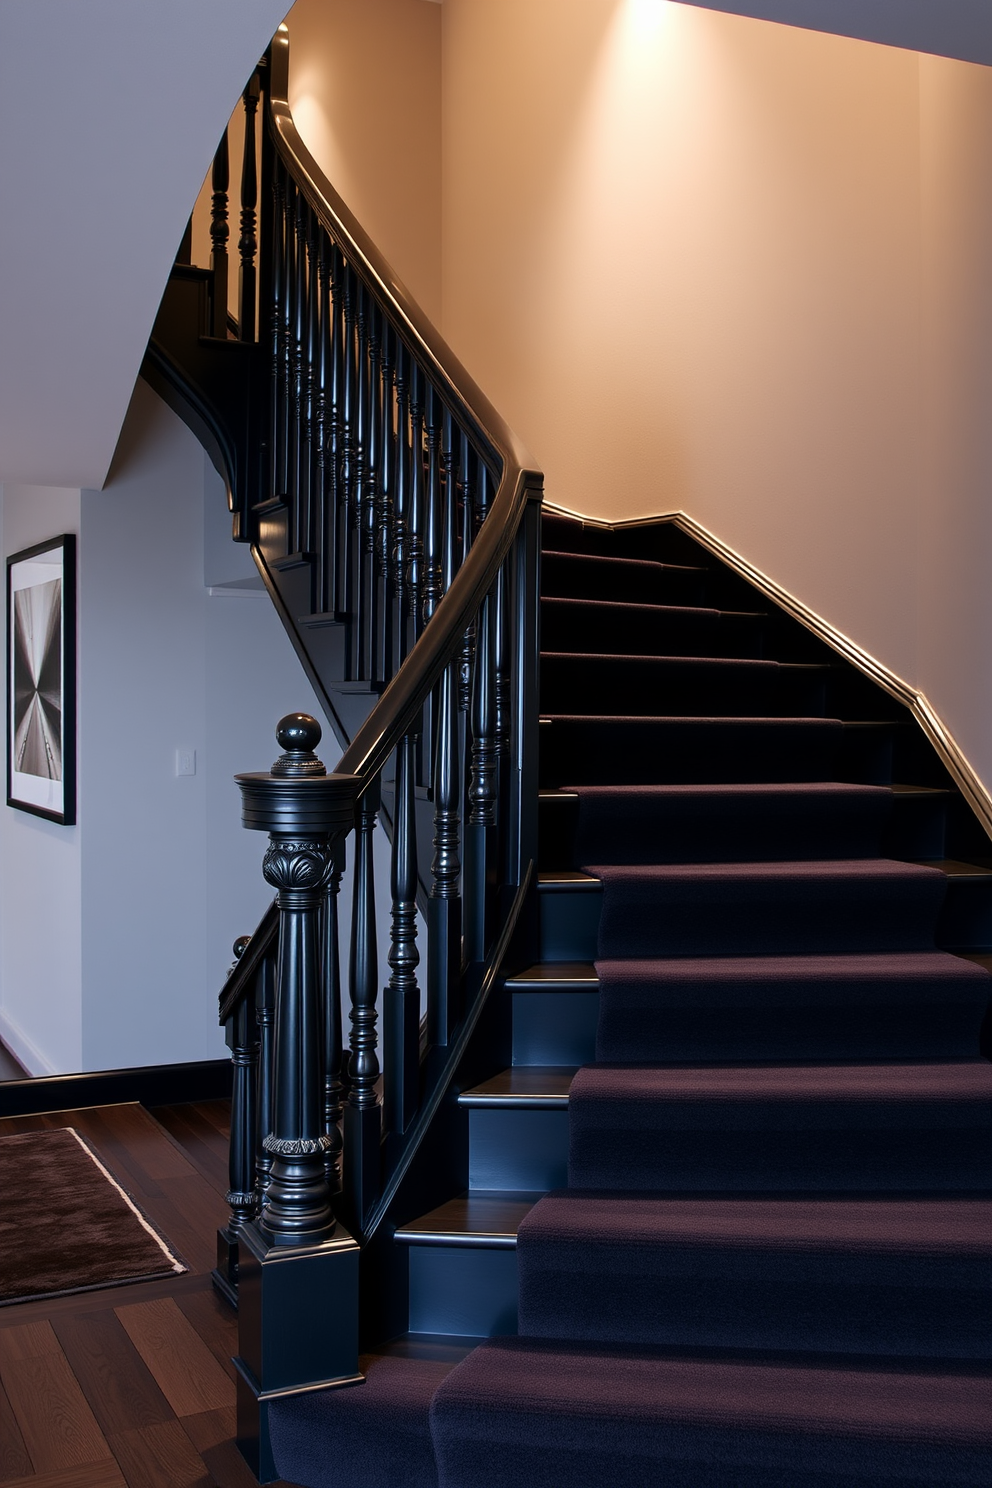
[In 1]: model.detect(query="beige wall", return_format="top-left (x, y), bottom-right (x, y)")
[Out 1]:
top-left (440, 0), bottom-right (992, 792)
top-left (286, 0), bottom-right (442, 323)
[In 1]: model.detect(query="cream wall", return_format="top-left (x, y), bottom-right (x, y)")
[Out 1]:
top-left (440, 0), bottom-right (992, 792)
top-left (285, 0), bottom-right (443, 323)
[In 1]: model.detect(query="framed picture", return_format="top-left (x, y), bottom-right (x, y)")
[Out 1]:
top-left (6, 535), bottom-right (76, 824)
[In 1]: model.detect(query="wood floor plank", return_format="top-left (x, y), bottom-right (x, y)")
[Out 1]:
top-left (152, 1175), bottom-right (226, 1273)
top-left (0, 1377), bottom-right (33, 1481)
top-left (152, 1107), bottom-right (229, 1194)
top-left (175, 1289), bottom-right (238, 1383)
top-left (0, 1320), bottom-right (61, 1364)
top-left (74, 1105), bottom-right (196, 1184)
top-left (1, 1348), bottom-right (110, 1472)
top-left (115, 1298), bottom-right (233, 1417)
top-left (0, 1268), bottom-right (213, 1329)
top-left (109, 1420), bottom-right (213, 1488)
top-left (53, 1309), bottom-right (173, 1435)
top-left (181, 1404), bottom-right (237, 1453)
top-left (0, 1459), bottom-right (127, 1488)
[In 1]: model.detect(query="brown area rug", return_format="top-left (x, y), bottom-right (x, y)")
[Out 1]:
top-left (0, 1126), bottom-right (187, 1305)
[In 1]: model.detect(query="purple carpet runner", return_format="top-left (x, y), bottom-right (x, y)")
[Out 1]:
top-left (270, 512), bottom-right (992, 1487)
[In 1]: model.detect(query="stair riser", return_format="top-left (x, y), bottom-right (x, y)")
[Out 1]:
top-left (569, 1113), bottom-right (992, 1191)
top-left (408, 1247), bottom-right (518, 1337)
top-left (511, 991), bottom-right (599, 1066)
top-left (540, 603), bottom-right (767, 660)
top-left (518, 1263), bottom-right (991, 1359)
top-left (538, 887), bottom-right (602, 961)
top-left (539, 662), bottom-right (826, 719)
top-left (469, 1109), bottom-right (569, 1191)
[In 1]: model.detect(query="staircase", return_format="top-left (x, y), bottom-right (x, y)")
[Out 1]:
top-left (263, 510), bottom-right (992, 1487)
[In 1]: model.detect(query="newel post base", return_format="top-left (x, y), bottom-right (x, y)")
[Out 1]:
top-left (234, 1220), bottom-right (361, 1483)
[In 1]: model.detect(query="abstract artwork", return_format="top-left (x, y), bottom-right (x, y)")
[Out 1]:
top-left (7, 535), bottom-right (75, 823)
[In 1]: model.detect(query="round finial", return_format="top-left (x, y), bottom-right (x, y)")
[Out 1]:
top-left (271, 712), bottom-right (326, 778)
top-left (232, 935), bottom-right (252, 960)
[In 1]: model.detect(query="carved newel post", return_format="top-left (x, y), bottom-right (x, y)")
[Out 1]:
top-left (232, 714), bottom-right (363, 1482)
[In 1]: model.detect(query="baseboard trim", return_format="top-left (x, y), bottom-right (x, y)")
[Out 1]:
top-left (543, 500), bottom-right (992, 846)
top-left (0, 1058), bottom-right (232, 1119)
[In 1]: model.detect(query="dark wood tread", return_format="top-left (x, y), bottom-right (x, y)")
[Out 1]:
top-left (394, 1192), bottom-right (542, 1249)
top-left (458, 1067), bottom-right (576, 1108)
top-left (506, 963), bottom-right (598, 991)
top-left (537, 870), bottom-right (600, 891)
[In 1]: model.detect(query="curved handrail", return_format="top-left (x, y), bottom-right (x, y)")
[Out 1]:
top-left (265, 27), bottom-right (542, 787)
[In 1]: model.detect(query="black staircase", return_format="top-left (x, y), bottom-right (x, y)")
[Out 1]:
top-left (145, 24), bottom-right (991, 1487)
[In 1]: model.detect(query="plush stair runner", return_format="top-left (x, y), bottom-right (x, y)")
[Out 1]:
top-left (271, 518), bottom-right (992, 1487)
top-left (429, 525), bottom-right (992, 1485)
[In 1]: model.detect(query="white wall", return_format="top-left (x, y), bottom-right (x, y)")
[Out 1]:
top-left (0, 485), bottom-right (83, 1074)
top-left (439, 0), bottom-right (992, 794)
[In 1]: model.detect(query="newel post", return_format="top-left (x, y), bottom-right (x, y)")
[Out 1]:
top-left (232, 714), bottom-right (362, 1484)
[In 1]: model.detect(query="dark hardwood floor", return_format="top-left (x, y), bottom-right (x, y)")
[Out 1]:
top-left (0, 1100), bottom-right (302, 1488)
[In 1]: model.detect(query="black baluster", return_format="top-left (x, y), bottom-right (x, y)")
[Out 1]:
top-left (314, 229), bottom-right (331, 614)
top-left (341, 267), bottom-right (360, 675)
top-left (375, 321), bottom-right (395, 684)
top-left (270, 163), bottom-right (289, 501)
top-left (329, 245), bottom-right (346, 617)
top-left (294, 191), bottom-right (312, 554)
top-left (386, 732), bottom-right (420, 1134)
top-left (406, 364), bottom-right (426, 654)
top-left (214, 936), bottom-right (259, 1305)
top-left (428, 426), bottom-right (464, 1045)
top-left (210, 129), bottom-right (230, 337)
top-left (356, 288), bottom-right (374, 679)
top-left (392, 344), bottom-right (412, 666)
top-left (457, 435), bottom-right (476, 712)
top-left (256, 948), bottom-right (276, 1206)
top-left (345, 781), bottom-right (381, 1223)
top-left (365, 307), bottom-right (384, 681)
top-left (285, 181), bottom-right (301, 548)
top-left (321, 854), bottom-right (345, 1196)
top-left (238, 71), bottom-right (260, 340)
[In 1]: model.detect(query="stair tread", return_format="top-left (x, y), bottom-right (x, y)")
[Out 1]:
top-left (506, 963), bottom-right (598, 989)
top-left (520, 1192), bottom-right (992, 1253)
top-left (432, 1335), bottom-right (992, 1439)
top-left (537, 870), bottom-right (601, 889)
top-left (572, 1060), bottom-right (992, 1102)
top-left (459, 1067), bottom-right (576, 1106)
top-left (396, 1192), bottom-right (542, 1247)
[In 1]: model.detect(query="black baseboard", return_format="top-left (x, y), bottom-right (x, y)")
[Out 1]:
top-left (0, 1058), bottom-right (232, 1118)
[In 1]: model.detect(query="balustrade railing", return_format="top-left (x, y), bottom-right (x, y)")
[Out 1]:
top-left (208, 23), bottom-right (542, 1327)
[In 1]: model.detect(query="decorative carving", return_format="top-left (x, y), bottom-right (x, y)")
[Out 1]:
top-left (262, 841), bottom-right (335, 894)
top-left (263, 1133), bottom-right (333, 1156)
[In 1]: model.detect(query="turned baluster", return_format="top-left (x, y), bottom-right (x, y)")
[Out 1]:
top-left (294, 192), bottom-right (313, 553)
top-left (328, 245), bottom-right (346, 617)
top-left (428, 419), bottom-right (464, 1045)
top-left (385, 732), bottom-right (421, 1134)
top-left (238, 71), bottom-right (260, 340)
top-left (236, 715), bottom-right (358, 1243)
top-left (392, 345), bottom-right (412, 665)
top-left (214, 936), bottom-right (259, 1303)
top-left (406, 364), bottom-right (426, 655)
top-left (375, 321), bottom-right (395, 683)
top-left (364, 307), bottom-right (383, 682)
top-left (210, 129), bottom-right (230, 337)
top-left (270, 164), bottom-right (289, 500)
top-left (345, 782), bottom-right (382, 1223)
top-left (321, 855), bottom-right (345, 1195)
top-left (458, 435), bottom-right (477, 712)
top-left (313, 231), bottom-right (331, 614)
top-left (255, 948), bottom-right (276, 1204)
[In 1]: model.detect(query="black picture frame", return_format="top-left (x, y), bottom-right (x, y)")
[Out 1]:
top-left (6, 534), bottom-right (76, 825)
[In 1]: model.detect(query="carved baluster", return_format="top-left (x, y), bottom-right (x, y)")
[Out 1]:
top-left (341, 266), bottom-right (360, 675)
top-left (364, 307), bottom-right (383, 682)
top-left (375, 321), bottom-right (395, 684)
top-left (385, 732), bottom-right (420, 1134)
top-left (458, 436), bottom-right (477, 711)
top-left (210, 129), bottom-right (230, 337)
top-left (406, 364), bottom-right (426, 654)
top-left (345, 781), bottom-right (381, 1223)
top-left (295, 192), bottom-right (313, 555)
top-left (313, 230), bottom-right (331, 614)
top-left (238, 71), bottom-right (260, 340)
top-left (321, 854), bottom-right (345, 1195)
top-left (214, 936), bottom-right (259, 1304)
top-left (236, 715), bottom-right (357, 1243)
top-left (392, 344), bottom-right (412, 666)
top-left (353, 286), bottom-right (373, 678)
top-left (284, 181), bottom-right (301, 548)
top-left (270, 163), bottom-right (289, 501)
top-left (255, 948), bottom-right (276, 1205)
top-left (494, 553), bottom-right (511, 759)
top-left (421, 389), bottom-right (444, 629)
top-left (428, 422), bottom-right (463, 1045)
top-left (328, 245), bottom-right (346, 617)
